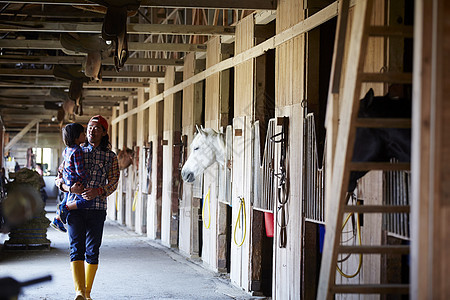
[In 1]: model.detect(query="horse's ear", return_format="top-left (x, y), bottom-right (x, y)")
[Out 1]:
top-left (365, 88), bottom-right (374, 107)
top-left (196, 124), bottom-right (205, 135)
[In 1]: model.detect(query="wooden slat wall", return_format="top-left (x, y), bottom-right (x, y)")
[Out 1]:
top-left (162, 66), bottom-right (181, 247)
top-left (117, 102), bottom-right (126, 225)
top-left (202, 36), bottom-right (221, 271)
top-left (273, 0), bottom-right (304, 298)
top-left (135, 88), bottom-right (146, 235)
top-left (107, 108), bottom-right (118, 220)
top-left (230, 14), bottom-right (254, 291)
top-left (126, 96), bottom-right (136, 230)
top-left (179, 52), bottom-right (204, 257)
top-left (147, 79), bottom-right (163, 240)
top-left (231, 115), bottom-right (251, 288)
top-left (412, 0), bottom-right (450, 298)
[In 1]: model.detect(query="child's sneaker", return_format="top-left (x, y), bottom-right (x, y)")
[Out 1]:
top-left (59, 204), bottom-right (69, 224)
top-left (50, 218), bottom-right (67, 233)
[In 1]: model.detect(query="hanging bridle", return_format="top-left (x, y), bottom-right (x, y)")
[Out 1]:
top-left (174, 135), bottom-right (187, 203)
top-left (270, 117), bottom-right (289, 248)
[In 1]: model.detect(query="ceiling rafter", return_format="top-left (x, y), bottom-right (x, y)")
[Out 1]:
top-left (0, 68), bottom-right (165, 78)
top-left (0, 55), bottom-right (184, 66)
top-left (0, 0), bottom-right (276, 10)
top-left (0, 21), bottom-right (235, 35)
top-left (0, 39), bottom-right (207, 52)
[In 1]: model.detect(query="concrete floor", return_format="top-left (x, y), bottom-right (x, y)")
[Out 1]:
top-left (0, 201), bottom-right (259, 300)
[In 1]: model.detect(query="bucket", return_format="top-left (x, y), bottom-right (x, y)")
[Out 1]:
top-left (264, 212), bottom-right (274, 237)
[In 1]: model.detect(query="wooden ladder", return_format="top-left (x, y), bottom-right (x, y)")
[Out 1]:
top-left (317, 0), bottom-right (412, 298)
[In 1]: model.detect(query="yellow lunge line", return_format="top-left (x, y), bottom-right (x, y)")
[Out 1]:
top-left (202, 188), bottom-right (211, 229)
top-left (234, 197), bottom-right (246, 247)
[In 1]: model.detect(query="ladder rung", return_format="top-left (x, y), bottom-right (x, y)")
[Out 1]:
top-left (355, 118), bottom-right (411, 128)
top-left (338, 245), bottom-right (410, 254)
top-left (333, 284), bottom-right (409, 294)
top-left (368, 25), bottom-right (414, 38)
top-left (349, 162), bottom-right (410, 171)
top-left (344, 205), bottom-right (410, 213)
top-left (360, 72), bottom-right (412, 84)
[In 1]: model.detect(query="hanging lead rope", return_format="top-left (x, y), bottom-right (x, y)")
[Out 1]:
top-left (270, 117), bottom-right (289, 248)
top-left (202, 188), bottom-right (211, 229)
top-left (337, 193), bottom-right (363, 278)
top-left (174, 135), bottom-right (187, 203)
top-left (132, 185), bottom-right (139, 212)
top-left (233, 196), bottom-right (247, 247)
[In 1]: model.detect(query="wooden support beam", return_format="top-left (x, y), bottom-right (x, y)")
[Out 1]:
top-left (0, 40), bottom-right (207, 52)
top-left (0, 0), bottom-right (277, 10)
top-left (0, 68), bottom-right (165, 78)
top-left (5, 118), bottom-right (40, 152)
top-left (0, 81), bottom-right (147, 88)
top-left (0, 55), bottom-right (184, 66)
top-left (0, 89), bottom-right (136, 97)
top-left (0, 21), bottom-right (235, 36)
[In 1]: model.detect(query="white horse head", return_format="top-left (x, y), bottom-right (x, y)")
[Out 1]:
top-left (181, 125), bottom-right (226, 183)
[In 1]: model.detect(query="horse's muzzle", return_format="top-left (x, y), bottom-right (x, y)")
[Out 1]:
top-left (181, 170), bottom-right (195, 183)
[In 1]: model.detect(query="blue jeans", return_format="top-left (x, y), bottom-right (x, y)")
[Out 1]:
top-left (67, 209), bottom-right (106, 264)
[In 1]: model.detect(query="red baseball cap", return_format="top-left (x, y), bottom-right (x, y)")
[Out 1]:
top-left (89, 115), bottom-right (108, 131)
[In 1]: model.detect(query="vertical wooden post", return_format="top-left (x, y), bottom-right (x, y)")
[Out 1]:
top-left (230, 14), bottom-right (254, 292)
top-left (117, 101), bottom-right (126, 225)
top-left (147, 79), bottom-right (163, 240)
top-left (411, 0), bottom-right (450, 298)
top-left (108, 108), bottom-right (119, 219)
top-left (162, 66), bottom-right (182, 248)
top-left (126, 96), bottom-right (136, 230)
top-left (273, 0), bottom-right (305, 298)
top-left (135, 88), bottom-right (146, 235)
top-left (179, 52), bottom-right (204, 257)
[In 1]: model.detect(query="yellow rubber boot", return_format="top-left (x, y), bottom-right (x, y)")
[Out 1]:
top-left (85, 263), bottom-right (98, 300)
top-left (71, 260), bottom-right (86, 300)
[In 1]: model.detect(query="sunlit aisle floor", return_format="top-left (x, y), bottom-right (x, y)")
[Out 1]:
top-left (0, 200), bottom-right (257, 300)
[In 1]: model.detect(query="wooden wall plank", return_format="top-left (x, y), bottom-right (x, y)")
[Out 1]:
top-left (412, 0), bottom-right (450, 298)
top-left (107, 107), bottom-right (118, 221)
top-left (117, 102), bottom-right (126, 225)
top-left (135, 88), bottom-right (146, 235)
top-left (273, 0), bottom-right (305, 298)
top-left (146, 79), bottom-right (164, 240)
top-left (126, 96), bottom-right (136, 230)
top-left (162, 66), bottom-right (179, 248)
top-left (202, 36), bottom-right (221, 271)
top-left (230, 14), bottom-right (255, 292)
top-left (179, 52), bottom-right (204, 257)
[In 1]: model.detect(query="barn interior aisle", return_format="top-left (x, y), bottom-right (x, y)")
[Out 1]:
top-left (0, 199), bottom-right (256, 300)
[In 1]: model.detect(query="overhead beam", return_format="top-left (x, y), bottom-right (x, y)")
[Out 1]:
top-left (0, 96), bottom-right (123, 104)
top-left (112, 1), bottom-right (339, 124)
top-left (0, 81), bottom-right (147, 88)
top-left (0, 40), bottom-right (207, 52)
top-left (0, 68), bottom-right (165, 78)
top-left (0, 89), bottom-right (136, 97)
top-left (5, 118), bottom-right (41, 152)
top-left (0, 0), bottom-right (276, 10)
top-left (0, 21), bottom-right (235, 36)
top-left (1, 107), bottom-right (112, 115)
top-left (0, 55), bottom-right (184, 66)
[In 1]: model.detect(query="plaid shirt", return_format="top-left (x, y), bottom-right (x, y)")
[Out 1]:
top-left (62, 145), bottom-right (89, 188)
top-left (58, 144), bottom-right (120, 210)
